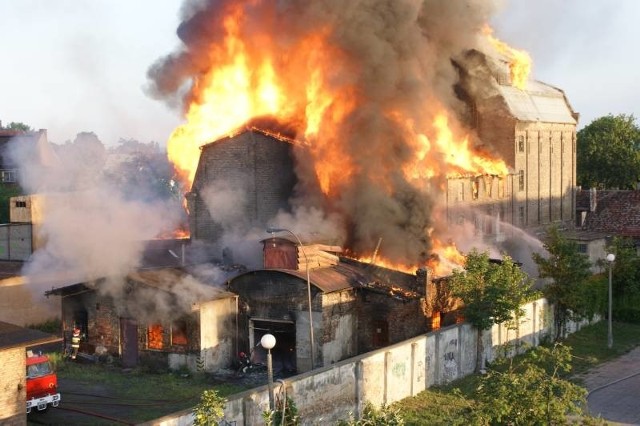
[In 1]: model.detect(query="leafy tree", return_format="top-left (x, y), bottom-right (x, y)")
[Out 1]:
top-left (337, 402), bottom-right (405, 425)
top-left (577, 114), bottom-right (640, 189)
top-left (606, 237), bottom-right (640, 302)
top-left (1, 121), bottom-right (32, 131)
top-left (104, 139), bottom-right (182, 202)
top-left (533, 227), bottom-right (593, 340)
top-left (471, 343), bottom-right (591, 425)
top-left (0, 184), bottom-right (23, 223)
top-left (193, 389), bottom-right (226, 425)
top-left (449, 250), bottom-right (534, 372)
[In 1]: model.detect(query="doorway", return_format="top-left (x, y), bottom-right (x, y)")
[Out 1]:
top-left (250, 319), bottom-right (296, 374)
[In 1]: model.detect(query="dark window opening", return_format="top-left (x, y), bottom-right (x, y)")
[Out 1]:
top-left (15, 200), bottom-right (26, 208)
top-left (518, 170), bottom-right (525, 191)
top-left (171, 320), bottom-right (188, 346)
top-left (518, 135), bottom-right (525, 152)
top-left (372, 320), bottom-right (389, 348)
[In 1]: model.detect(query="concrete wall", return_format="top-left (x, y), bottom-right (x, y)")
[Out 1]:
top-left (0, 347), bottom-right (26, 425)
top-left (199, 296), bottom-right (238, 372)
top-left (0, 224), bottom-right (32, 261)
top-left (146, 297), bottom-right (595, 426)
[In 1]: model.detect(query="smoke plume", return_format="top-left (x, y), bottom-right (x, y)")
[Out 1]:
top-left (147, 0), bottom-right (503, 266)
top-left (7, 133), bottom-right (184, 294)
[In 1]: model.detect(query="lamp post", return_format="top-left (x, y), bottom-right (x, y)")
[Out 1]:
top-left (261, 333), bottom-right (276, 410)
top-left (606, 253), bottom-right (615, 349)
top-left (266, 227), bottom-right (315, 370)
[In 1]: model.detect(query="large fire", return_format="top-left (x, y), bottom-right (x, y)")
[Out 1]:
top-left (483, 25), bottom-right (532, 90)
top-left (155, 1), bottom-right (533, 275)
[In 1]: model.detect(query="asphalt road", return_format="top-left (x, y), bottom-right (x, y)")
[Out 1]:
top-left (582, 346), bottom-right (640, 425)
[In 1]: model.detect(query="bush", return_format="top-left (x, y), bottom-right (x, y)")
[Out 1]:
top-left (613, 306), bottom-right (640, 323)
top-left (337, 402), bottom-right (405, 425)
top-left (193, 390), bottom-right (226, 425)
top-left (25, 318), bottom-right (62, 335)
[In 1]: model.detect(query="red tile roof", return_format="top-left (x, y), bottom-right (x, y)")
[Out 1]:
top-left (577, 189), bottom-right (640, 237)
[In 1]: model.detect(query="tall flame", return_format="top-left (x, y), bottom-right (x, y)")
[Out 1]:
top-left (153, 1), bottom-right (528, 274)
top-left (483, 26), bottom-right (532, 90)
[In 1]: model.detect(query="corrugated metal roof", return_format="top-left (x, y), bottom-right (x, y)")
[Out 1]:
top-left (271, 261), bottom-right (370, 293)
top-left (498, 81), bottom-right (576, 124)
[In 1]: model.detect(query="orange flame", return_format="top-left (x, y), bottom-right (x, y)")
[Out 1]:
top-left (162, 6), bottom-right (521, 271)
top-left (483, 26), bottom-right (532, 90)
top-left (402, 112), bottom-right (508, 180)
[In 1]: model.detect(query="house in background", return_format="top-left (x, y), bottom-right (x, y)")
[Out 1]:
top-left (572, 188), bottom-right (640, 266)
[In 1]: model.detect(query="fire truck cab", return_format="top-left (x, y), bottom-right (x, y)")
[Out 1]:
top-left (26, 350), bottom-right (60, 413)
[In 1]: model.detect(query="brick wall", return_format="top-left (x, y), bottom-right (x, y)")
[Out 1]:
top-left (189, 130), bottom-right (297, 249)
top-left (356, 291), bottom-right (427, 354)
top-left (0, 347), bottom-right (26, 425)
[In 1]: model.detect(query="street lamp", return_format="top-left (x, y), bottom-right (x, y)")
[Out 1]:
top-left (261, 333), bottom-right (276, 411)
top-left (606, 253), bottom-right (615, 349)
top-left (266, 227), bottom-right (315, 370)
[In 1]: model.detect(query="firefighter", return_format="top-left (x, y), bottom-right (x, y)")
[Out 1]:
top-left (70, 326), bottom-right (81, 360)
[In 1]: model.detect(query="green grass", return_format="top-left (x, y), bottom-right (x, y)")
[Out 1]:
top-left (56, 360), bottom-right (247, 422)
top-left (394, 320), bottom-right (640, 425)
top-left (563, 321), bottom-right (640, 375)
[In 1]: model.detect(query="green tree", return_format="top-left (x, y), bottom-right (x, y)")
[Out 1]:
top-left (606, 237), bottom-right (640, 302)
top-left (577, 114), bottom-right (640, 189)
top-left (1, 121), bottom-right (32, 131)
top-left (471, 344), bottom-right (590, 425)
top-left (193, 389), bottom-right (226, 426)
top-left (449, 250), bottom-right (534, 372)
top-left (533, 227), bottom-right (593, 340)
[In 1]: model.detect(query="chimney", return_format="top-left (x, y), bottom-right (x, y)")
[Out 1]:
top-left (589, 188), bottom-right (597, 212)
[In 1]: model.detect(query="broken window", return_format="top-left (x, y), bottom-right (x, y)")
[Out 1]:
top-left (147, 324), bottom-right (164, 350)
top-left (171, 320), bottom-right (188, 346)
top-left (430, 311), bottom-right (441, 331)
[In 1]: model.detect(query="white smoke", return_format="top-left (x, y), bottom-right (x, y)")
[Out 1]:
top-left (6, 133), bottom-right (183, 293)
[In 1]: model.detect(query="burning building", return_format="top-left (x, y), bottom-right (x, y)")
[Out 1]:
top-left (135, 0), bottom-right (581, 370)
top-left (45, 267), bottom-right (239, 371)
top-left (448, 50), bottom-right (578, 237)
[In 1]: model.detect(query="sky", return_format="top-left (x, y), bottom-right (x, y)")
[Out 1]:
top-left (1, 0), bottom-right (638, 147)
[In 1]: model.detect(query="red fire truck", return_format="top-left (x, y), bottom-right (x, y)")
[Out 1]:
top-left (26, 351), bottom-right (60, 413)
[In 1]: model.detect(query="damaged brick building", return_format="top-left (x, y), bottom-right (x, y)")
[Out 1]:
top-left (446, 50), bottom-right (579, 239)
top-left (46, 266), bottom-right (238, 372)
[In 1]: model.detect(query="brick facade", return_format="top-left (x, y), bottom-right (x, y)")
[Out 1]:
top-left (187, 130), bottom-right (297, 249)
top-left (0, 347), bottom-right (25, 425)
top-left (447, 51), bottom-right (578, 240)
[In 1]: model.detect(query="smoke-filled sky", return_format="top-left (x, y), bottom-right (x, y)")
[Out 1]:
top-left (0, 0), bottom-right (638, 147)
